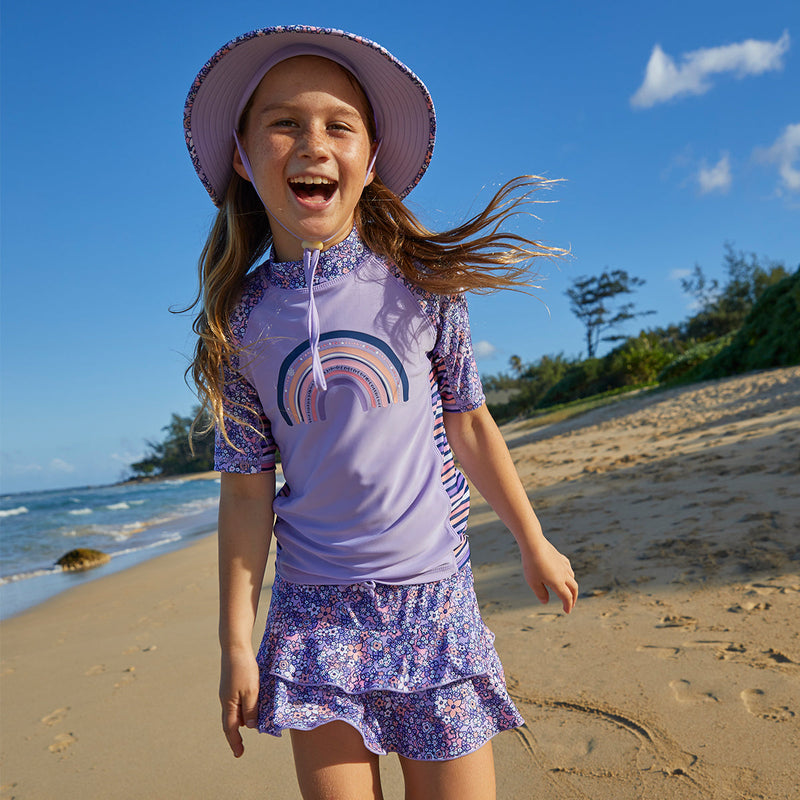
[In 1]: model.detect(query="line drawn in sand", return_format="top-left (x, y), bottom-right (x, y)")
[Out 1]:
top-left (506, 680), bottom-right (728, 800)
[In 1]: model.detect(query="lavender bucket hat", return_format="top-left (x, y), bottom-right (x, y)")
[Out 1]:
top-left (184, 25), bottom-right (436, 205)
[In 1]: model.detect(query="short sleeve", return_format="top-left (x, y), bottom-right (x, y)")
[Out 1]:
top-left (213, 356), bottom-right (277, 473)
top-left (213, 272), bottom-right (277, 473)
top-left (430, 293), bottom-right (485, 412)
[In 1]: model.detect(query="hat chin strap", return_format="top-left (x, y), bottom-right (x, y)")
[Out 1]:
top-left (233, 131), bottom-right (381, 391)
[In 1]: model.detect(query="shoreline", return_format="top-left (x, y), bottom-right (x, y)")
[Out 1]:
top-left (0, 473), bottom-right (223, 621)
top-left (2, 367), bottom-right (798, 799)
top-left (112, 469), bottom-right (221, 488)
top-left (0, 508), bottom-right (220, 622)
top-left (1, 469), bottom-right (290, 621)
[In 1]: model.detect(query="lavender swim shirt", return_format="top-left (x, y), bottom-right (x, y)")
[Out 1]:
top-left (215, 230), bottom-right (485, 585)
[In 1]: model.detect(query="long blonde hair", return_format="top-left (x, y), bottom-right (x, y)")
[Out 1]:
top-left (188, 172), bottom-right (564, 439)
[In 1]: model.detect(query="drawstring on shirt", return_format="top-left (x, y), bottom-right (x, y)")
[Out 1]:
top-left (302, 244), bottom-right (326, 390)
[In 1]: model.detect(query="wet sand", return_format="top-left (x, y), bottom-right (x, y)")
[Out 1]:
top-left (2, 367), bottom-right (798, 799)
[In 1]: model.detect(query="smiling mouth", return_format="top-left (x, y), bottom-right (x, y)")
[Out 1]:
top-left (288, 176), bottom-right (337, 203)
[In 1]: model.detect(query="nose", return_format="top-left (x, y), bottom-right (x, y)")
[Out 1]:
top-left (297, 123), bottom-right (328, 160)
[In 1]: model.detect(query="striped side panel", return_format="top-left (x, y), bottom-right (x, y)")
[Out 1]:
top-left (429, 368), bottom-right (471, 569)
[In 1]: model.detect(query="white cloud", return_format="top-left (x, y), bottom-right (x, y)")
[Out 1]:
top-left (474, 340), bottom-right (499, 360)
top-left (669, 268), bottom-right (692, 281)
top-left (754, 122), bottom-right (800, 193)
top-left (631, 31), bottom-right (790, 108)
top-left (49, 458), bottom-right (75, 473)
top-left (697, 153), bottom-right (732, 194)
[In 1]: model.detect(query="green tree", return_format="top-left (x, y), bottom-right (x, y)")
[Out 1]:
top-left (130, 406), bottom-right (214, 478)
top-left (566, 270), bottom-right (654, 358)
top-left (681, 244), bottom-right (791, 341)
top-left (685, 268), bottom-right (800, 381)
top-left (508, 354), bottom-right (524, 377)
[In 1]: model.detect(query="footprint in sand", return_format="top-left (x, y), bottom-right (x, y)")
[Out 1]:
top-left (525, 613), bottom-right (562, 624)
top-left (636, 645), bottom-right (680, 660)
top-left (669, 679), bottom-right (718, 704)
top-left (479, 600), bottom-right (510, 614)
top-left (40, 707), bottom-right (69, 726)
top-left (48, 732), bottom-right (76, 753)
top-left (745, 582), bottom-right (798, 596)
top-left (728, 601), bottom-right (771, 613)
top-left (684, 640), bottom-right (746, 661)
top-left (764, 649), bottom-right (797, 667)
top-left (123, 644), bottom-right (157, 655)
top-left (84, 664), bottom-right (106, 676)
top-left (656, 615), bottom-right (698, 629)
top-left (740, 689), bottom-right (795, 722)
top-left (113, 667), bottom-right (137, 690)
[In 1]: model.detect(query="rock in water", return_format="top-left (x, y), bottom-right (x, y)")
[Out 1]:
top-left (56, 548), bottom-right (111, 572)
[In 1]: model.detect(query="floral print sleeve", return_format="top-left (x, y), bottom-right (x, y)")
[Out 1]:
top-left (430, 292), bottom-right (485, 412)
top-left (213, 270), bottom-right (277, 473)
top-left (389, 265), bottom-right (485, 412)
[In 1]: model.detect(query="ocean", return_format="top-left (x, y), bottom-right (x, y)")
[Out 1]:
top-left (0, 475), bottom-right (223, 620)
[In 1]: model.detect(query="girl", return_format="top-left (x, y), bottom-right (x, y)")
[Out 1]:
top-left (184, 25), bottom-right (578, 800)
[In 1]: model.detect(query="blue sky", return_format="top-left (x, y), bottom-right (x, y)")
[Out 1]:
top-left (1, 0), bottom-right (798, 494)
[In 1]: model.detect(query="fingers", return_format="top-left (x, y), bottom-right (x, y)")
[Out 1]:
top-left (569, 576), bottom-right (579, 604)
top-left (220, 652), bottom-right (261, 757)
top-left (222, 701), bottom-right (245, 758)
top-left (557, 576), bottom-right (579, 614)
top-left (221, 688), bottom-right (259, 758)
top-left (529, 563), bottom-right (578, 614)
top-left (242, 690), bottom-right (260, 731)
top-left (558, 554), bottom-right (578, 613)
top-left (534, 568), bottom-right (578, 614)
top-left (533, 583), bottom-right (550, 605)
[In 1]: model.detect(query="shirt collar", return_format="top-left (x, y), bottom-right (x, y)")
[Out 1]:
top-left (267, 228), bottom-right (369, 289)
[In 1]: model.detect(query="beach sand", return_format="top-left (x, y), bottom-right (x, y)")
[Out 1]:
top-left (2, 367), bottom-right (798, 799)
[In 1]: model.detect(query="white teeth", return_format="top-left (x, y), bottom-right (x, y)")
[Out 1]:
top-left (290, 176), bottom-right (334, 185)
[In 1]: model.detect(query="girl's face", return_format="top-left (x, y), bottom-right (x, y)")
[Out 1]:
top-left (233, 56), bottom-right (376, 261)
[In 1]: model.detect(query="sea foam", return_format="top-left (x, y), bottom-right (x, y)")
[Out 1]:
top-left (0, 506), bottom-right (29, 518)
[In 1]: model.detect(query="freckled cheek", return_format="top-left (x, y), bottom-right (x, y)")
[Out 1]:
top-left (250, 137), bottom-right (293, 175)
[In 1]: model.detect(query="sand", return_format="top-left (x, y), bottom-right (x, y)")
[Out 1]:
top-left (2, 367), bottom-right (798, 799)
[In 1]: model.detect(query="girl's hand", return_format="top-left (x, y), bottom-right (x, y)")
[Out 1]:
top-left (220, 647), bottom-right (261, 757)
top-left (521, 540), bottom-right (578, 614)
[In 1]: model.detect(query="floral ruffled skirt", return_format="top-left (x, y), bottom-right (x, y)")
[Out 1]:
top-left (256, 562), bottom-right (523, 760)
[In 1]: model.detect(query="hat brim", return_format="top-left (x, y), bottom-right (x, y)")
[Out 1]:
top-left (184, 26), bottom-right (436, 205)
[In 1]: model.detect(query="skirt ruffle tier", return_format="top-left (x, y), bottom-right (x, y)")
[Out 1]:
top-left (256, 563), bottom-right (523, 761)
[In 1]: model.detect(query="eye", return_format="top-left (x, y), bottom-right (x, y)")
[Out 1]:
top-left (328, 119), bottom-right (360, 133)
top-left (271, 118), bottom-right (298, 128)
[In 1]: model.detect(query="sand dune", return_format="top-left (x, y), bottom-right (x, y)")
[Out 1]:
top-left (2, 367), bottom-right (798, 799)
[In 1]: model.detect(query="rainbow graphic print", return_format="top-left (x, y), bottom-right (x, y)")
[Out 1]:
top-left (277, 331), bottom-right (410, 426)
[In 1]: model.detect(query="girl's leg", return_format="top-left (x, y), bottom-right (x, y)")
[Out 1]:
top-left (398, 741), bottom-right (496, 800)
top-left (290, 721), bottom-right (384, 800)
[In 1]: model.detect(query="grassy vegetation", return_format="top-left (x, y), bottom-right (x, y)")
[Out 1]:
top-left (685, 271), bottom-right (800, 382)
top-left (486, 249), bottom-right (798, 424)
top-left (505, 384), bottom-right (658, 431)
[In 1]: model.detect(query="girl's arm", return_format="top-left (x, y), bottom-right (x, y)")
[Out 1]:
top-left (443, 404), bottom-right (578, 613)
top-left (218, 470), bottom-right (275, 757)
